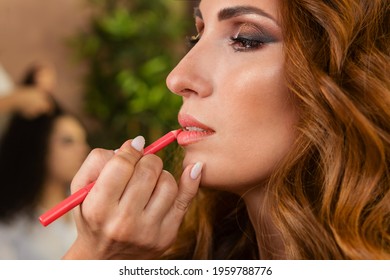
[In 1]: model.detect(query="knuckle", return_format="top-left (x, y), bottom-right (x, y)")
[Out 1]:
top-left (110, 148), bottom-right (146, 175)
top-left (159, 170), bottom-right (176, 185)
top-left (87, 148), bottom-right (114, 163)
top-left (111, 154), bottom-right (136, 174)
top-left (136, 156), bottom-right (163, 180)
top-left (80, 207), bottom-right (105, 229)
top-left (174, 197), bottom-right (191, 212)
top-left (159, 171), bottom-right (178, 197)
top-left (89, 148), bottom-right (107, 158)
top-left (115, 149), bottom-right (139, 165)
top-left (174, 186), bottom-right (199, 213)
top-left (137, 168), bottom-right (158, 183)
top-left (144, 154), bottom-right (163, 170)
top-left (105, 222), bottom-right (134, 243)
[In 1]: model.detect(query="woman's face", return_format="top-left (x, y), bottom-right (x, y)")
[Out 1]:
top-left (166, 0), bottom-right (298, 194)
top-left (46, 116), bottom-right (90, 185)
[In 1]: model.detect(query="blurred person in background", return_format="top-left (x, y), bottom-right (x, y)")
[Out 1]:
top-left (22, 62), bottom-right (57, 95)
top-left (0, 65), bottom-right (89, 259)
top-left (0, 62), bottom-right (54, 137)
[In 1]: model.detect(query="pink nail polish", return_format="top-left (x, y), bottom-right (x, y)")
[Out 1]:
top-left (131, 136), bottom-right (145, 152)
top-left (190, 162), bottom-right (203, 180)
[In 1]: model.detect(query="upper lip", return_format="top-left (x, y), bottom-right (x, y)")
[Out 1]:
top-left (178, 113), bottom-right (215, 132)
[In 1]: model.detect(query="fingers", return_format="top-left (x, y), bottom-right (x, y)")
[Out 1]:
top-left (119, 154), bottom-right (164, 213)
top-left (143, 170), bottom-right (178, 218)
top-left (165, 162), bottom-right (203, 225)
top-left (68, 134), bottom-right (203, 259)
top-left (116, 160), bottom-right (202, 254)
top-left (86, 136), bottom-right (145, 206)
top-left (17, 88), bottom-right (54, 118)
top-left (70, 148), bottom-right (115, 193)
top-left (120, 160), bottom-right (202, 223)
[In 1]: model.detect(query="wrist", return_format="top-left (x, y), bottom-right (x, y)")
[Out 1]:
top-left (62, 236), bottom-right (99, 260)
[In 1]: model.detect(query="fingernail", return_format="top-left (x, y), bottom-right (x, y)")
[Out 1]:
top-left (131, 136), bottom-right (145, 152)
top-left (114, 149), bottom-right (119, 153)
top-left (190, 162), bottom-right (203, 180)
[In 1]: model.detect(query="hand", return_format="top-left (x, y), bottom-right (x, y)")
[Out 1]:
top-left (13, 87), bottom-right (53, 118)
top-left (63, 136), bottom-right (202, 259)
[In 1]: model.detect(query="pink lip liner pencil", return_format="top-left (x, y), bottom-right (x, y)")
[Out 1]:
top-left (39, 129), bottom-right (182, 227)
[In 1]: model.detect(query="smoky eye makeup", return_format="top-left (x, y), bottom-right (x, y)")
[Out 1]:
top-left (187, 22), bottom-right (278, 52)
top-left (229, 23), bottom-right (277, 52)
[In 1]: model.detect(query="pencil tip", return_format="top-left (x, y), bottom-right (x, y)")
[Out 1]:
top-left (171, 128), bottom-right (182, 138)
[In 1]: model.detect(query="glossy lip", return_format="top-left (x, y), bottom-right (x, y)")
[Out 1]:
top-left (177, 113), bottom-right (215, 146)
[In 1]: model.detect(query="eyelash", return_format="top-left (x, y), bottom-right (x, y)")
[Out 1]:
top-left (186, 33), bottom-right (264, 52)
top-left (229, 36), bottom-right (264, 52)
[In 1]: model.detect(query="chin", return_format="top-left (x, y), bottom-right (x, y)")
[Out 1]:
top-left (197, 169), bottom-right (239, 193)
top-left (200, 166), bottom-right (271, 196)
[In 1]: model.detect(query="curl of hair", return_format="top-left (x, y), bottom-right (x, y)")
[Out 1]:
top-left (269, 0), bottom-right (390, 259)
top-left (165, 0), bottom-right (389, 259)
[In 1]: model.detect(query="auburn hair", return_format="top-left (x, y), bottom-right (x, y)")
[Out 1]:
top-left (164, 0), bottom-right (389, 259)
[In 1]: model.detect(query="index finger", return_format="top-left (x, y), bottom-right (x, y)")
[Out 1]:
top-left (70, 148), bottom-right (115, 194)
top-left (85, 136), bottom-right (145, 207)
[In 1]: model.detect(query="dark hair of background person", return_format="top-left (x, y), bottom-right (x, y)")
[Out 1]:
top-left (0, 102), bottom-right (63, 222)
top-left (22, 65), bottom-right (40, 87)
top-left (0, 65), bottom-right (72, 222)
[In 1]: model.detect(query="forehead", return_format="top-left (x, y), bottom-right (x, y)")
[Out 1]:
top-left (51, 116), bottom-right (84, 136)
top-left (197, 0), bottom-right (281, 22)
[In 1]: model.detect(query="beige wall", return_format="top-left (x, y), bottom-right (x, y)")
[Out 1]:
top-left (0, 0), bottom-right (91, 116)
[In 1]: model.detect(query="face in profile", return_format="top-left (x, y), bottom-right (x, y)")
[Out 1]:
top-left (167, 0), bottom-right (298, 194)
top-left (46, 115), bottom-right (90, 186)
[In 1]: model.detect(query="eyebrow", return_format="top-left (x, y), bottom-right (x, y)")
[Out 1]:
top-left (194, 6), bottom-right (279, 26)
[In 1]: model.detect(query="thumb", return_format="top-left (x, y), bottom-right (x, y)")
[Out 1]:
top-left (169, 162), bottom-right (203, 222)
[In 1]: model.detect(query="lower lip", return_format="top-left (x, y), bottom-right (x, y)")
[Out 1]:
top-left (177, 130), bottom-right (215, 146)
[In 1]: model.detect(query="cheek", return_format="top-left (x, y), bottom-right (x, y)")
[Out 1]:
top-left (184, 55), bottom-right (298, 193)
top-left (47, 146), bottom-right (85, 180)
top-left (193, 102), bottom-right (297, 193)
top-left (192, 118), bottom-right (297, 193)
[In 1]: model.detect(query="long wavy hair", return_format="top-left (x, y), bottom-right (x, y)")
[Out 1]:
top-left (0, 104), bottom-right (64, 222)
top-left (164, 0), bottom-right (390, 259)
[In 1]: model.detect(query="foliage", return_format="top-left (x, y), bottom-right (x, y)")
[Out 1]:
top-left (71, 0), bottom-right (191, 154)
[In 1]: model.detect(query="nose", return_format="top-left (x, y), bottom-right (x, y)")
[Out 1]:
top-left (166, 43), bottom-right (212, 98)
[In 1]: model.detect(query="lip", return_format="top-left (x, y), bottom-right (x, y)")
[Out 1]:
top-left (177, 113), bottom-right (215, 146)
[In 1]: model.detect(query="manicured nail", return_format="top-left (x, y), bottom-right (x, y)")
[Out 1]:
top-left (131, 136), bottom-right (145, 152)
top-left (190, 162), bottom-right (203, 180)
top-left (114, 149), bottom-right (119, 153)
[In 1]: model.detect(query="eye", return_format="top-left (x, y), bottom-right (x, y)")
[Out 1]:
top-left (229, 23), bottom-right (275, 52)
top-left (59, 136), bottom-right (75, 145)
top-left (229, 36), bottom-right (264, 52)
